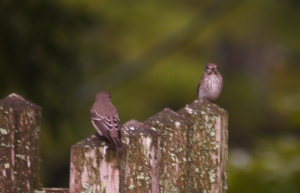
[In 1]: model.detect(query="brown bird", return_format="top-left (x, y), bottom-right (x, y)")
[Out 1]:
top-left (91, 91), bottom-right (123, 151)
top-left (198, 63), bottom-right (223, 102)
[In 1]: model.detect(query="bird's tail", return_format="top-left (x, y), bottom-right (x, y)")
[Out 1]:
top-left (112, 137), bottom-right (123, 151)
top-left (109, 130), bottom-right (123, 151)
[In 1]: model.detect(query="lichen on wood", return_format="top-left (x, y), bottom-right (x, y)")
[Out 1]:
top-left (0, 93), bottom-right (42, 193)
top-left (177, 99), bottom-right (228, 193)
top-left (143, 108), bottom-right (193, 193)
top-left (120, 119), bottom-right (161, 193)
top-left (70, 133), bottom-right (123, 193)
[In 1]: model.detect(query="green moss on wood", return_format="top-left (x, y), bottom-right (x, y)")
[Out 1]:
top-left (177, 99), bottom-right (228, 193)
top-left (70, 133), bottom-right (122, 193)
top-left (120, 119), bottom-right (160, 193)
top-left (144, 108), bottom-right (193, 193)
top-left (0, 93), bottom-right (42, 193)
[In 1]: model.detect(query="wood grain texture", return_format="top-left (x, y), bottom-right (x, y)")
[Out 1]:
top-left (0, 93), bottom-right (42, 193)
top-left (120, 119), bottom-right (160, 193)
top-left (177, 99), bottom-right (228, 193)
top-left (70, 133), bottom-right (122, 193)
top-left (144, 108), bottom-right (193, 193)
top-left (36, 188), bottom-right (70, 193)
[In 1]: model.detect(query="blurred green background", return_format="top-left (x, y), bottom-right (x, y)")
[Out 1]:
top-left (1, 0), bottom-right (300, 192)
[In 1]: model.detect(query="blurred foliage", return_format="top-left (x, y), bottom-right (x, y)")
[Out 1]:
top-left (229, 135), bottom-right (300, 193)
top-left (1, 0), bottom-right (300, 191)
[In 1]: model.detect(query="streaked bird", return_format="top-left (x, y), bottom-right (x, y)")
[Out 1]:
top-left (90, 91), bottom-right (123, 151)
top-left (198, 63), bottom-right (223, 102)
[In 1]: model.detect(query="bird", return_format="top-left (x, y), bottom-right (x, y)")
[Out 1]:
top-left (198, 63), bottom-right (223, 102)
top-left (90, 91), bottom-right (123, 151)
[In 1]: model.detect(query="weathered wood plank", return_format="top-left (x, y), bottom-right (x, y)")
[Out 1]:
top-left (35, 188), bottom-right (69, 193)
top-left (177, 99), bottom-right (228, 193)
top-left (0, 108), bottom-right (14, 193)
top-left (0, 93), bottom-right (42, 193)
top-left (120, 119), bottom-right (160, 193)
top-left (70, 133), bottom-right (122, 193)
top-left (143, 108), bottom-right (193, 193)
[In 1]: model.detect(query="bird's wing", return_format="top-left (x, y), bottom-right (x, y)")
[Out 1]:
top-left (91, 109), bottom-right (113, 135)
top-left (91, 106), bottom-right (123, 151)
top-left (113, 114), bottom-right (122, 142)
top-left (198, 76), bottom-right (206, 97)
top-left (218, 72), bottom-right (223, 87)
top-left (112, 114), bottom-right (120, 131)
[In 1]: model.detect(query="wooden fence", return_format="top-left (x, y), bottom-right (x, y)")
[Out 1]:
top-left (0, 93), bottom-right (228, 193)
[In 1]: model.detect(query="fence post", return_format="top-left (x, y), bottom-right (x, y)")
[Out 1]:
top-left (120, 119), bottom-right (160, 193)
top-left (143, 108), bottom-right (193, 193)
top-left (70, 133), bottom-right (123, 193)
top-left (0, 93), bottom-right (42, 193)
top-left (177, 99), bottom-right (228, 193)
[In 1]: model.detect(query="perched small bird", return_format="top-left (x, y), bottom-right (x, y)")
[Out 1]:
top-left (198, 63), bottom-right (223, 102)
top-left (91, 91), bottom-right (123, 151)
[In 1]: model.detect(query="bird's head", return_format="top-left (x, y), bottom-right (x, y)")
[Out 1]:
top-left (205, 63), bottom-right (218, 75)
top-left (96, 91), bottom-right (111, 102)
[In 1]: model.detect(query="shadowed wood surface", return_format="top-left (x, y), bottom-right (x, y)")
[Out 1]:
top-left (143, 108), bottom-right (194, 193)
top-left (177, 99), bottom-right (228, 193)
top-left (120, 119), bottom-right (161, 193)
top-left (0, 93), bottom-right (42, 193)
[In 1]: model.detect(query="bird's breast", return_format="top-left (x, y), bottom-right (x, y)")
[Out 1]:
top-left (207, 75), bottom-right (222, 100)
